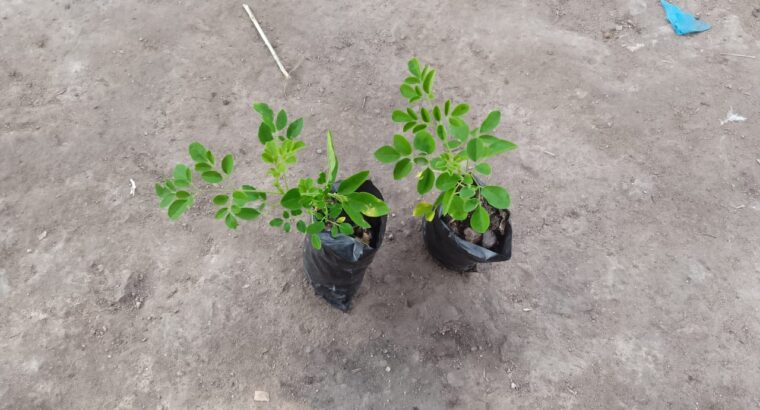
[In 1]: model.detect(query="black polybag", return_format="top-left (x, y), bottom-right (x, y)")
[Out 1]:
top-left (422, 207), bottom-right (512, 272)
top-left (302, 180), bottom-right (387, 311)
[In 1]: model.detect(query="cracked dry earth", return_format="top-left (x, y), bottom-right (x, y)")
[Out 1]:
top-left (2, 0), bottom-right (760, 408)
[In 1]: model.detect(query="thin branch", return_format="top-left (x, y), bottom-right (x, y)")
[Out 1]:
top-left (720, 53), bottom-right (756, 59)
top-left (242, 4), bottom-right (290, 79)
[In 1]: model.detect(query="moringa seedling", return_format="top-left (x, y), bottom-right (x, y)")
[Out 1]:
top-left (155, 103), bottom-right (389, 249)
top-left (374, 58), bottom-right (517, 234)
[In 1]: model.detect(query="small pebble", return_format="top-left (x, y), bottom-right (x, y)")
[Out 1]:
top-left (316, 149), bottom-right (323, 154)
top-left (254, 391), bottom-right (270, 402)
top-left (385, 366), bottom-right (391, 372)
top-left (482, 230), bottom-right (497, 248)
top-left (511, 382), bottom-right (517, 389)
top-left (38, 230), bottom-right (47, 240)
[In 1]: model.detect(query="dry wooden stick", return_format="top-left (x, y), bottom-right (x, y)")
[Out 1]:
top-left (242, 4), bottom-right (290, 78)
top-left (720, 53), bottom-right (757, 59)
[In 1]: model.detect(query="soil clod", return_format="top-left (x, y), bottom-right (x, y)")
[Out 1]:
top-left (444, 201), bottom-right (509, 251)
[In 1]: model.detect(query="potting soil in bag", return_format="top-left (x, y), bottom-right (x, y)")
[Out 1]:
top-left (423, 208), bottom-right (512, 272)
top-left (302, 180), bottom-right (387, 311)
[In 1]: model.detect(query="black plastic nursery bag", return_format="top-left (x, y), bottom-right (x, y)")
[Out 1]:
top-left (302, 180), bottom-right (387, 311)
top-left (422, 208), bottom-right (512, 272)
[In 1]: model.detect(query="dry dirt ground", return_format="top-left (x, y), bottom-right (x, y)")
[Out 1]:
top-left (2, 0), bottom-right (760, 409)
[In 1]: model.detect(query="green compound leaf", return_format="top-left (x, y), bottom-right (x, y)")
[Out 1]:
top-left (420, 107), bottom-right (431, 123)
top-left (393, 158), bottom-right (413, 180)
top-left (342, 203), bottom-right (370, 229)
top-left (404, 76), bottom-right (420, 84)
top-left (235, 207), bottom-right (261, 220)
top-left (448, 195), bottom-right (467, 221)
top-left (463, 197), bottom-right (479, 213)
top-left (435, 173), bottom-right (459, 191)
top-left (392, 110), bottom-right (413, 123)
top-left (280, 188), bottom-right (301, 210)
top-left (306, 221), bottom-right (326, 234)
top-left (339, 222), bottom-right (354, 235)
top-left (413, 201), bottom-right (436, 221)
top-left (338, 170), bottom-right (370, 194)
top-left (451, 103), bottom-right (469, 117)
top-left (261, 141), bottom-right (278, 164)
top-left (232, 190), bottom-right (248, 205)
top-left (252, 102), bottom-right (274, 127)
top-left (310, 234), bottom-right (322, 250)
top-left (408, 58), bottom-right (421, 77)
top-left (159, 194), bottom-right (175, 208)
top-left (326, 131), bottom-right (339, 184)
top-left (201, 171), bottom-right (223, 184)
top-left (470, 205), bottom-right (490, 234)
top-left (225, 213), bottom-right (238, 229)
top-left (480, 111), bottom-right (501, 133)
top-left (189, 142), bottom-right (208, 163)
top-left (429, 157), bottom-right (446, 171)
top-left (450, 123), bottom-right (469, 141)
top-left (459, 187), bottom-right (476, 199)
top-left (221, 154), bottom-right (234, 175)
top-left (412, 123), bottom-right (427, 134)
top-left (417, 168), bottom-right (435, 195)
top-left (258, 123), bottom-right (273, 144)
top-left (474, 163), bottom-right (492, 175)
top-left (400, 84), bottom-right (416, 99)
top-left (286, 118), bottom-right (304, 139)
top-left (155, 183), bottom-right (167, 197)
top-left (393, 134), bottom-right (412, 156)
top-left (466, 137), bottom-right (487, 162)
top-left (347, 192), bottom-right (389, 217)
top-left (375, 145), bottom-right (400, 164)
top-left (195, 163), bottom-right (212, 172)
top-left (168, 198), bottom-right (191, 220)
top-left (422, 70), bottom-right (436, 94)
top-left (296, 220), bottom-right (307, 233)
top-left (481, 185), bottom-right (511, 209)
top-left (436, 124), bottom-right (446, 140)
top-left (480, 135), bottom-right (518, 155)
top-left (173, 164), bottom-right (191, 182)
top-left (413, 131), bottom-right (435, 154)
top-left (275, 110), bottom-right (287, 131)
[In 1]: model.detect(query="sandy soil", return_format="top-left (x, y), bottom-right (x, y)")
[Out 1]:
top-left (2, 0), bottom-right (760, 408)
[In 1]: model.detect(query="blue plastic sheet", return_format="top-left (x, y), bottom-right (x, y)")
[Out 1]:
top-left (660, 0), bottom-right (711, 35)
